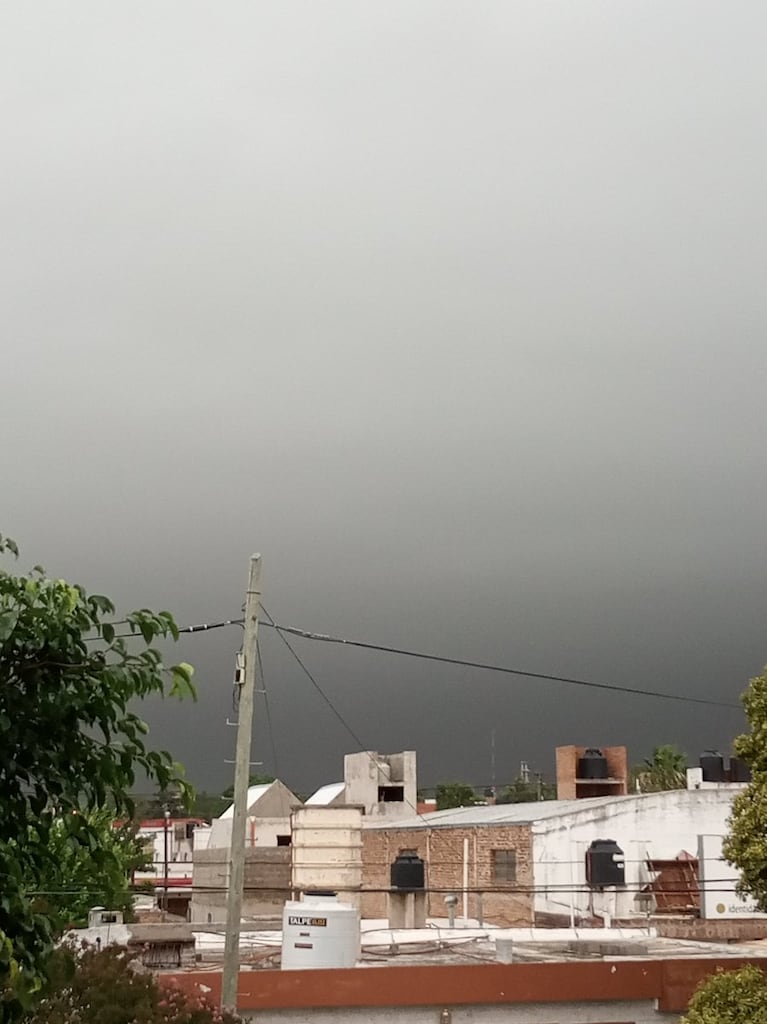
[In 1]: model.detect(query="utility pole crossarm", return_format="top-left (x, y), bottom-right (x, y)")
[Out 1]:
top-left (221, 554), bottom-right (261, 1011)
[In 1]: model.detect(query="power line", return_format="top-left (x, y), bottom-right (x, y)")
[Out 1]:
top-left (261, 606), bottom-right (370, 753)
top-left (85, 612), bottom-right (741, 709)
top-left (261, 605), bottom-right (431, 824)
top-left (260, 620), bottom-right (741, 710)
top-left (257, 636), bottom-right (289, 824)
top-left (83, 618), bottom-right (245, 642)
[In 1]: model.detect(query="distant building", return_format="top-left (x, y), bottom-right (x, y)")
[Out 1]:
top-left (191, 779), bottom-right (301, 926)
top-left (306, 751), bottom-right (418, 820)
top-left (132, 817), bottom-right (206, 919)
top-left (362, 786), bottom-right (745, 929)
top-left (304, 782), bottom-right (346, 808)
top-left (207, 779), bottom-right (302, 848)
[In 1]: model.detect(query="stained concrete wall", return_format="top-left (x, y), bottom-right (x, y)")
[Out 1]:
top-left (291, 806), bottom-right (363, 907)
top-left (344, 751), bottom-right (417, 820)
top-left (191, 847), bottom-right (290, 924)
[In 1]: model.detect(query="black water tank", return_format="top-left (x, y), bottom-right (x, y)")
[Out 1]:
top-left (578, 748), bottom-right (609, 779)
top-left (730, 757), bottom-right (752, 783)
top-left (390, 851), bottom-right (425, 891)
top-left (700, 750), bottom-right (725, 782)
top-left (586, 839), bottom-right (625, 888)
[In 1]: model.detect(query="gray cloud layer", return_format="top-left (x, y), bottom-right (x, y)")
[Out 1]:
top-left (2, 2), bottom-right (765, 792)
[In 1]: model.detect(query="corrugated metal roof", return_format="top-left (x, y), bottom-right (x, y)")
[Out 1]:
top-left (366, 794), bottom-right (657, 830)
top-left (305, 782), bottom-right (345, 806)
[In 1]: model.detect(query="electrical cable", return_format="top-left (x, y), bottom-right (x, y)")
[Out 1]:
top-left (85, 613), bottom-right (740, 709)
top-left (261, 605), bottom-right (431, 824)
top-left (257, 637), bottom-right (280, 782)
top-left (259, 619), bottom-right (741, 710)
top-left (260, 607), bottom-right (370, 756)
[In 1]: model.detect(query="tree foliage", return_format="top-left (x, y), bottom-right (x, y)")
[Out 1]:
top-left (188, 791), bottom-right (226, 822)
top-left (681, 964), bottom-right (767, 1024)
top-left (496, 776), bottom-right (556, 804)
top-left (29, 810), bottom-right (149, 932)
top-left (630, 745), bottom-right (687, 793)
top-left (25, 944), bottom-right (241, 1024)
top-left (435, 782), bottom-right (478, 810)
top-left (0, 534), bottom-right (193, 1019)
top-left (723, 665), bottom-right (767, 909)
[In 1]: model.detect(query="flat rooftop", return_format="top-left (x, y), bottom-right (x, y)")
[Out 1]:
top-left (188, 919), bottom-right (762, 970)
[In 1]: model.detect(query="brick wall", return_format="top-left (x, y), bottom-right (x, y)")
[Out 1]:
top-left (555, 745), bottom-right (628, 799)
top-left (361, 824), bottom-right (534, 925)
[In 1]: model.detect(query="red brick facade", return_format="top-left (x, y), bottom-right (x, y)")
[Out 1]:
top-left (361, 823), bottom-right (534, 925)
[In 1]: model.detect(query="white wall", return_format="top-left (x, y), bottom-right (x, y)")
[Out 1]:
top-left (133, 822), bottom-right (198, 886)
top-left (239, 1000), bottom-right (675, 1023)
top-left (208, 815), bottom-right (292, 849)
top-left (291, 806), bottom-right (363, 907)
top-left (532, 789), bottom-right (737, 921)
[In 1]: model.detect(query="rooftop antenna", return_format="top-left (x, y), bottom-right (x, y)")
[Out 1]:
top-left (490, 728), bottom-right (496, 799)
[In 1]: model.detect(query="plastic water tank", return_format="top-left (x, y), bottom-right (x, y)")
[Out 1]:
top-left (578, 748), bottom-right (609, 779)
top-left (390, 851), bottom-right (425, 891)
top-left (281, 892), bottom-right (360, 970)
top-left (700, 751), bottom-right (725, 783)
top-left (585, 839), bottom-right (625, 888)
top-left (729, 757), bottom-right (752, 783)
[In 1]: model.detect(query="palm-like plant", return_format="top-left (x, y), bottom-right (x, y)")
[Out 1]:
top-left (632, 745), bottom-right (687, 793)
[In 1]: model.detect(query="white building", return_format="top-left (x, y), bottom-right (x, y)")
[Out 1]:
top-left (529, 787), bottom-right (740, 922)
top-left (132, 816), bottom-right (206, 917)
top-left (206, 779), bottom-right (302, 849)
top-left (363, 785), bottom-right (748, 926)
top-left (304, 782), bottom-right (346, 808)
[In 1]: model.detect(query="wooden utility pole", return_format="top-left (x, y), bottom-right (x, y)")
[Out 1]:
top-left (221, 555), bottom-right (262, 1010)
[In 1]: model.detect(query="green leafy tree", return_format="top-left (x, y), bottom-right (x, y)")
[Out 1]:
top-left (0, 534), bottom-right (194, 1019)
top-left (630, 745), bottom-right (687, 793)
top-left (134, 786), bottom-right (188, 819)
top-left (496, 776), bottom-right (556, 804)
top-left (435, 782), bottom-right (478, 810)
top-left (29, 809), bottom-right (148, 931)
top-left (723, 665), bottom-right (767, 908)
top-left (681, 964), bottom-right (767, 1024)
top-left (25, 943), bottom-right (242, 1024)
top-left (189, 791), bottom-right (227, 821)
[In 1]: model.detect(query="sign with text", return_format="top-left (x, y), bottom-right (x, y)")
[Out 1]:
top-left (698, 834), bottom-right (767, 919)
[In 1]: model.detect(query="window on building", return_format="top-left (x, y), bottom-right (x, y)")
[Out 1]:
top-left (276, 835), bottom-right (291, 846)
top-left (378, 785), bottom-right (405, 802)
top-left (492, 849), bottom-right (517, 883)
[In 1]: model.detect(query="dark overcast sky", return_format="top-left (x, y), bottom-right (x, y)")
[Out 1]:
top-left (2, 2), bottom-right (766, 794)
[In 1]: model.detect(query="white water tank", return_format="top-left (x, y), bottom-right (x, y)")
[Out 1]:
top-left (281, 891), bottom-right (360, 970)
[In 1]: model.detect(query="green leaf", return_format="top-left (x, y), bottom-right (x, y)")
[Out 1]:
top-left (169, 663), bottom-right (196, 701)
top-left (0, 609), bottom-right (18, 642)
top-left (3, 537), bottom-right (19, 558)
top-left (101, 622), bottom-right (115, 644)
